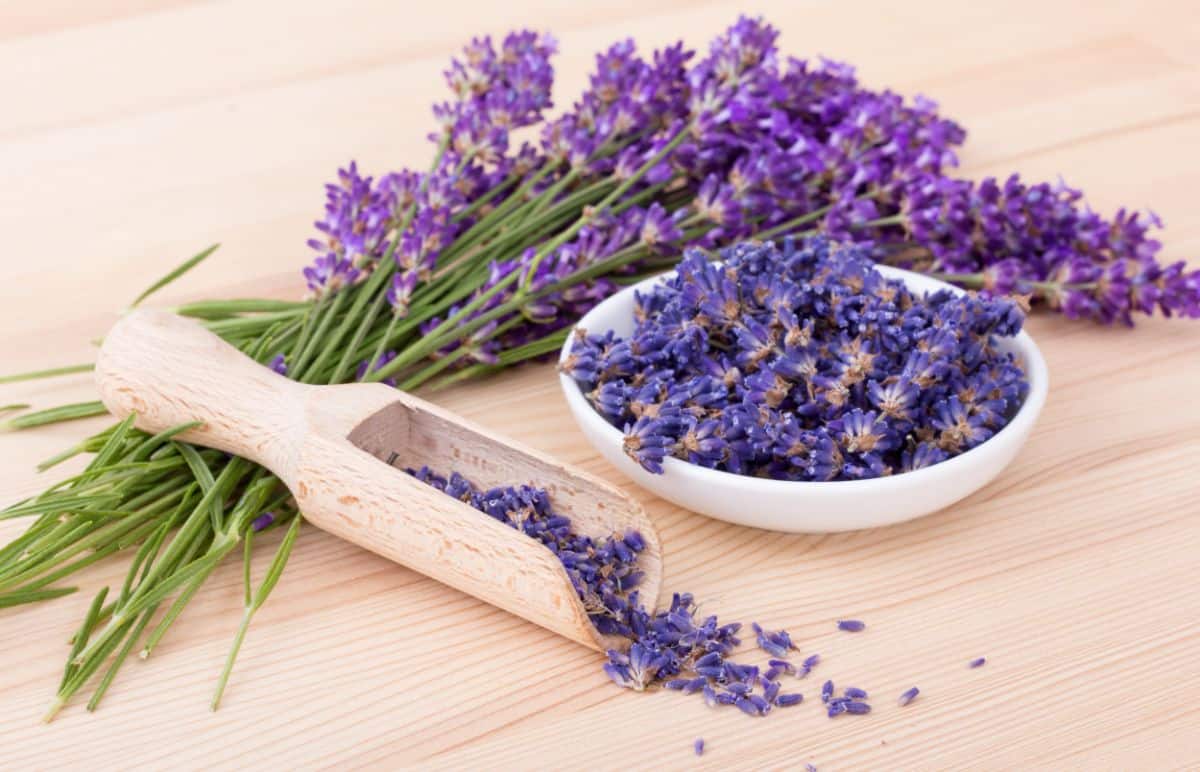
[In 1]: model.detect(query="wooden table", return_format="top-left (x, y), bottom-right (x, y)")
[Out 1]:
top-left (3, 1), bottom-right (1198, 768)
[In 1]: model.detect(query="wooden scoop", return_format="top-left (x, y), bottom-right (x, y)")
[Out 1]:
top-left (94, 309), bottom-right (662, 651)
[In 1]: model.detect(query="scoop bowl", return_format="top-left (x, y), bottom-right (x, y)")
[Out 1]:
top-left (558, 266), bottom-right (1048, 533)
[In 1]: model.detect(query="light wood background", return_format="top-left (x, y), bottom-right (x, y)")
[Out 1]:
top-left (2, 1), bottom-right (1199, 769)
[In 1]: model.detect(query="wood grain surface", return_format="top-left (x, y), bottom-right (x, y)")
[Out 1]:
top-left (2, 1), bottom-right (1198, 769)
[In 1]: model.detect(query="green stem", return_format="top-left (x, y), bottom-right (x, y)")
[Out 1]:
top-left (0, 363), bottom-right (94, 385)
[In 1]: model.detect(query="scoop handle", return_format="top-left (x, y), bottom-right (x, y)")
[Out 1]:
top-left (94, 309), bottom-right (615, 649)
top-left (95, 308), bottom-right (306, 476)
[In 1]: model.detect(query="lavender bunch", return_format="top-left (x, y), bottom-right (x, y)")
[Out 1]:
top-left (566, 237), bottom-right (1028, 480)
top-left (856, 174), bottom-right (1200, 324)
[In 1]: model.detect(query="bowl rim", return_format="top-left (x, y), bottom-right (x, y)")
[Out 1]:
top-left (557, 263), bottom-right (1049, 493)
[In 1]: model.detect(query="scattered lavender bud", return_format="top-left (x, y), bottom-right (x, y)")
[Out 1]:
top-left (826, 702), bottom-right (846, 718)
top-left (806, 765), bottom-right (818, 772)
top-left (844, 687), bottom-right (868, 699)
top-left (802, 654), bottom-right (821, 669)
top-left (250, 512), bottom-right (275, 532)
top-left (694, 738), bottom-right (704, 757)
top-left (736, 695), bottom-right (771, 717)
top-left (726, 682), bottom-right (753, 697)
top-left (837, 620), bottom-right (866, 632)
top-left (752, 622), bottom-right (795, 658)
top-left (776, 693), bottom-right (804, 707)
top-left (898, 687), bottom-right (920, 706)
top-left (821, 680), bottom-right (834, 703)
top-left (969, 657), bottom-right (987, 668)
top-left (844, 701), bottom-right (872, 715)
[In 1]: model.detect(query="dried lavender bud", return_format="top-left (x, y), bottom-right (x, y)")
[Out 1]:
top-left (752, 622), bottom-right (795, 657)
top-left (844, 687), bottom-right (868, 699)
top-left (969, 657), bottom-right (987, 668)
top-left (898, 686), bottom-right (920, 707)
top-left (836, 619), bottom-right (866, 632)
top-left (844, 701), bottom-right (872, 715)
top-left (410, 465), bottom-right (868, 726)
top-left (802, 654), bottom-right (820, 669)
top-left (694, 738), bottom-right (704, 756)
top-left (571, 237), bottom-right (1030, 483)
top-left (250, 512), bottom-right (275, 532)
top-left (736, 694), bottom-right (771, 717)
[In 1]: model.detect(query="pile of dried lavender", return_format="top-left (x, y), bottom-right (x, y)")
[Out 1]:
top-left (565, 237), bottom-right (1029, 479)
top-left (411, 466), bottom-right (996, 737)
top-left (412, 466), bottom-right (822, 718)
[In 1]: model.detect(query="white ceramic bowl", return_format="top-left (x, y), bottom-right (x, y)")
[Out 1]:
top-left (558, 265), bottom-right (1048, 533)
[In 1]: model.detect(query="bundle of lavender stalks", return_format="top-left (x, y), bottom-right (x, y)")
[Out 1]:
top-left (2, 17), bottom-right (1197, 720)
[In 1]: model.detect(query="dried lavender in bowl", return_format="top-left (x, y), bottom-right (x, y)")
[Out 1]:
top-left (563, 236), bottom-right (1029, 481)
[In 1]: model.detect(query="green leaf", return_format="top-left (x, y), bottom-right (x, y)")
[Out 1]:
top-left (252, 514), bottom-right (301, 608)
top-left (1, 401), bottom-right (108, 432)
top-left (212, 514), bottom-right (302, 710)
top-left (175, 298), bottom-right (307, 319)
top-left (0, 363), bottom-right (94, 385)
top-left (87, 606), bottom-right (156, 712)
top-left (129, 243), bottom-right (220, 308)
top-left (175, 442), bottom-right (222, 534)
top-left (62, 587), bottom-right (108, 691)
top-left (0, 586), bottom-right (77, 609)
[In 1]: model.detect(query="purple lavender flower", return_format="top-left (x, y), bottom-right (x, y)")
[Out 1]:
top-left (969, 657), bottom-right (987, 668)
top-left (302, 254), bottom-right (360, 299)
top-left (387, 270), bottom-right (419, 316)
top-left (694, 738), bottom-right (704, 756)
top-left (572, 238), bottom-right (1028, 482)
top-left (250, 512), bottom-right (275, 532)
top-left (836, 619), bottom-right (865, 632)
top-left (622, 415), bottom-right (679, 474)
top-left (356, 351), bottom-right (398, 387)
top-left (898, 686), bottom-right (920, 706)
top-left (268, 354), bottom-right (288, 377)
